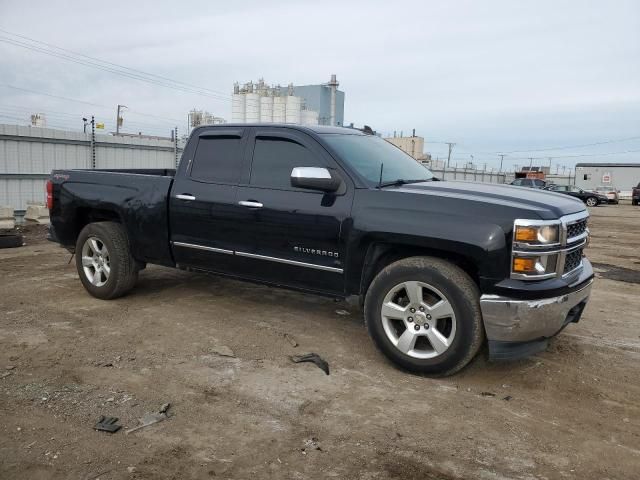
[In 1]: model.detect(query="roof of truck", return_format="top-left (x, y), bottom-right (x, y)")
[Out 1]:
top-left (195, 124), bottom-right (365, 135)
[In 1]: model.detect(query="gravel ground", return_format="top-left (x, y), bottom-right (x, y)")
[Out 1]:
top-left (1, 205), bottom-right (639, 480)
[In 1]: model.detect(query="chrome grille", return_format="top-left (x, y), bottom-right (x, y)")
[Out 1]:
top-left (567, 219), bottom-right (587, 240)
top-left (564, 249), bottom-right (583, 274)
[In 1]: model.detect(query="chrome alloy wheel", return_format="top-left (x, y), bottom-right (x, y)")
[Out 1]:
top-left (81, 236), bottom-right (110, 287)
top-left (586, 197), bottom-right (598, 207)
top-left (380, 281), bottom-right (457, 359)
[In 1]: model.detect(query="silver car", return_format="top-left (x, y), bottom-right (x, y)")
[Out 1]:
top-left (594, 186), bottom-right (619, 204)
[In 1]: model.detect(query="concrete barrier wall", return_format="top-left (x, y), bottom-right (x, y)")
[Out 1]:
top-left (0, 123), bottom-right (182, 211)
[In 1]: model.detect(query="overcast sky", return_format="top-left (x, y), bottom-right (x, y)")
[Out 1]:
top-left (1, 0), bottom-right (639, 170)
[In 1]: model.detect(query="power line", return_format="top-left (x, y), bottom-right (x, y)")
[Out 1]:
top-left (493, 136), bottom-right (640, 154)
top-left (0, 85), bottom-right (184, 124)
top-left (0, 33), bottom-right (231, 102)
top-left (0, 27), bottom-right (231, 99)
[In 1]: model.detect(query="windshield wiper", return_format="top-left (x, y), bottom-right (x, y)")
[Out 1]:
top-left (377, 178), bottom-right (431, 188)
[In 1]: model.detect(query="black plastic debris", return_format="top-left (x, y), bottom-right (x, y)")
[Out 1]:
top-left (94, 416), bottom-right (121, 433)
top-left (290, 353), bottom-right (330, 375)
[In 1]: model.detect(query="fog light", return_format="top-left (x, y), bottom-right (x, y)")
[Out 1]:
top-left (512, 254), bottom-right (559, 277)
top-left (513, 257), bottom-right (537, 273)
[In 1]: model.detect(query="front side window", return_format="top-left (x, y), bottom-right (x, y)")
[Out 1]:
top-left (190, 136), bottom-right (242, 183)
top-left (250, 137), bottom-right (321, 189)
top-left (512, 179), bottom-right (523, 186)
top-left (321, 134), bottom-right (433, 185)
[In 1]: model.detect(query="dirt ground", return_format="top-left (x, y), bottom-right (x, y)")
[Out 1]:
top-left (1, 205), bottom-right (639, 480)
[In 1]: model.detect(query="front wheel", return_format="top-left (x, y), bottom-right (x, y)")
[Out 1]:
top-left (75, 222), bottom-right (138, 300)
top-left (585, 196), bottom-right (598, 207)
top-left (364, 257), bottom-right (484, 376)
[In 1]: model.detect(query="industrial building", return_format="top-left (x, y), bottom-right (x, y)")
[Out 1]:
top-left (574, 162), bottom-right (640, 196)
top-left (384, 131), bottom-right (425, 159)
top-left (188, 109), bottom-right (225, 130)
top-left (231, 75), bottom-right (344, 126)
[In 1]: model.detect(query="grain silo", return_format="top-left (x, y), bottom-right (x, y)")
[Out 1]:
top-left (259, 95), bottom-right (273, 123)
top-left (231, 94), bottom-right (245, 123)
top-left (285, 95), bottom-right (302, 124)
top-left (272, 96), bottom-right (286, 123)
top-left (245, 92), bottom-right (261, 123)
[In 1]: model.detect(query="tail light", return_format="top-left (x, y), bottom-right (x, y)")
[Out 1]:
top-left (46, 180), bottom-right (53, 209)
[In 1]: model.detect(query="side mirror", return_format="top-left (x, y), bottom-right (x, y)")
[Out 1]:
top-left (291, 167), bottom-right (341, 192)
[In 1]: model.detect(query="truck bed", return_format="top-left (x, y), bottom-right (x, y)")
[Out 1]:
top-left (49, 169), bottom-right (176, 266)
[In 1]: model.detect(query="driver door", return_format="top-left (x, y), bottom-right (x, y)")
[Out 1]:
top-left (231, 128), bottom-right (354, 295)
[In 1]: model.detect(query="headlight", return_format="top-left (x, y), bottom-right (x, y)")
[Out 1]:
top-left (514, 224), bottom-right (559, 245)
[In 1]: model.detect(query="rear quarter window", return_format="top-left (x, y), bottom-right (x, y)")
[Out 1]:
top-left (190, 136), bottom-right (242, 183)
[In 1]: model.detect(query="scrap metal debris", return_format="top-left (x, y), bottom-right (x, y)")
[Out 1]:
top-left (290, 353), bottom-right (330, 375)
top-left (284, 333), bottom-right (298, 347)
top-left (209, 346), bottom-right (235, 357)
top-left (335, 309), bottom-right (350, 316)
top-left (94, 416), bottom-right (122, 433)
top-left (125, 403), bottom-right (171, 434)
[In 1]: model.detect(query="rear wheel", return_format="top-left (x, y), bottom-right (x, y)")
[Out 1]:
top-left (364, 257), bottom-right (484, 376)
top-left (75, 222), bottom-right (138, 300)
top-left (585, 196), bottom-right (598, 207)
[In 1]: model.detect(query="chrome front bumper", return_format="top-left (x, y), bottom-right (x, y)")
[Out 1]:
top-left (480, 280), bottom-right (593, 343)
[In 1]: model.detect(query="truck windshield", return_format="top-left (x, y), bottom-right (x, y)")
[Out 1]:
top-left (322, 134), bottom-right (433, 186)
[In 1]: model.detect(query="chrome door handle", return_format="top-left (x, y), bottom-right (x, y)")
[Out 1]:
top-left (238, 200), bottom-right (263, 208)
top-left (176, 194), bottom-right (196, 201)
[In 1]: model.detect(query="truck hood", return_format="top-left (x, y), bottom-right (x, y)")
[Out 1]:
top-left (393, 181), bottom-right (585, 219)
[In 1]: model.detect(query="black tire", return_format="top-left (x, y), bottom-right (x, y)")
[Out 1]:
top-left (633, 199), bottom-right (638, 206)
top-left (585, 197), bottom-right (598, 207)
top-left (75, 222), bottom-right (138, 300)
top-left (364, 256), bottom-right (484, 376)
top-left (0, 234), bottom-right (23, 249)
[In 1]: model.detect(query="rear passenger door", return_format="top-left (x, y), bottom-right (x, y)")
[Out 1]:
top-left (169, 128), bottom-right (247, 273)
top-left (232, 128), bottom-right (353, 295)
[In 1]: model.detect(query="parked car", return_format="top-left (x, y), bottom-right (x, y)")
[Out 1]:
top-left (632, 182), bottom-right (640, 206)
top-left (593, 186), bottom-right (619, 204)
top-left (509, 178), bottom-right (546, 188)
top-left (544, 184), bottom-right (607, 207)
top-left (47, 124), bottom-right (594, 376)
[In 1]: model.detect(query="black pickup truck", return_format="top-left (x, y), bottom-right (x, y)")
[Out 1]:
top-left (48, 124), bottom-right (594, 376)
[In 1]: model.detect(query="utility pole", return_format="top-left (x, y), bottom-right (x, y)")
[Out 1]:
top-left (498, 154), bottom-right (506, 172)
top-left (90, 116), bottom-right (96, 169)
top-left (446, 142), bottom-right (455, 168)
top-left (174, 126), bottom-right (179, 167)
top-left (529, 157), bottom-right (534, 169)
top-left (116, 104), bottom-right (127, 135)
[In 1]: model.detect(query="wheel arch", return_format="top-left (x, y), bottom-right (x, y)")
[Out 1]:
top-left (68, 207), bottom-right (125, 251)
top-left (358, 240), bottom-right (481, 300)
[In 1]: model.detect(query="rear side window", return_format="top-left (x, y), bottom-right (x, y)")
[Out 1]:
top-left (522, 179), bottom-right (533, 186)
top-left (533, 180), bottom-right (545, 187)
top-left (512, 179), bottom-right (522, 185)
top-left (250, 137), bottom-right (320, 189)
top-left (190, 136), bottom-right (242, 183)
